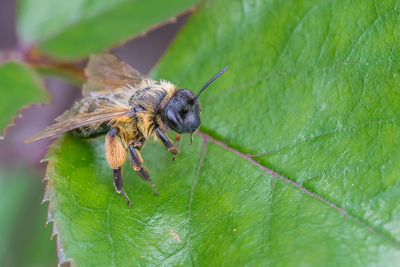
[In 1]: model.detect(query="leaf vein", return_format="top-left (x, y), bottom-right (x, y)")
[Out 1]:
top-left (263, 174), bottom-right (276, 258)
top-left (187, 137), bottom-right (207, 266)
top-left (345, 7), bottom-right (396, 61)
top-left (197, 131), bottom-right (400, 248)
top-left (106, 195), bottom-right (116, 266)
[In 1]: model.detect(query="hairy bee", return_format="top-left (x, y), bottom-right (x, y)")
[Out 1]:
top-left (26, 53), bottom-right (227, 207)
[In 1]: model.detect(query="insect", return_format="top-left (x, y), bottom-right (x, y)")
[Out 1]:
top-left (26, 53), bottom-right (227, 207)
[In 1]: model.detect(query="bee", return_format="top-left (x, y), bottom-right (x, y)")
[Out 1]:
top-left (26, 53), bottom-right (227, 207)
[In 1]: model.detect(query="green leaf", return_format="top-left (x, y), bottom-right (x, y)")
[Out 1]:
top-left (17, 0), bottom-right (199, 60)
top-left (45, 0), bottom-right (400, 265)
top-left (0, 62), bottom-right (48, 138)
top-left (0, 170), bottom-right (56, 266)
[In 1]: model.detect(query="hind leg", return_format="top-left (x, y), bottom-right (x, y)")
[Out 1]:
top-left (128, 144), bottom-right (159, 196)
top-left (105, 127), bottom-right (132, 207)
top-left (113, 168), bottom-right (132, 207)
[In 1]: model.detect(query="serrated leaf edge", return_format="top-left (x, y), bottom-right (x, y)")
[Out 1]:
top-left (42, 137), bottom-right (74, 266)
top-left (0, 61), bottom-right (50, 140)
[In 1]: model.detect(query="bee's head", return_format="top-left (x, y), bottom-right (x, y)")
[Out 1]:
top-left (163, 66), bottom-right (228, 134)
top-left (163, 89), bottom-right (201, 134)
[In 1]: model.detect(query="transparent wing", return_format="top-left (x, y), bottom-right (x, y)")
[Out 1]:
top-left (83, 53), bottom-right (146, 95)
top-left (25, 106), bottom-right (131, 143)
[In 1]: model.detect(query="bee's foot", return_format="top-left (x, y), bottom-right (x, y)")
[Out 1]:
top-left (120, 189), bottom-right (133, 208)
top-left (152, 185), bottom-right (159, 196)
top-left (153, 190), bottom-right (159, 197)
top-left (189, 134), bottom-right (193, 145)
top-left (170, 147), bottom-right (178, 155)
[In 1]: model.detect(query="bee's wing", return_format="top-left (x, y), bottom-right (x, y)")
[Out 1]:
top-left (83, 53), bottom-right (145, 95)
top-left (25, 106), bottom-right (131, 143)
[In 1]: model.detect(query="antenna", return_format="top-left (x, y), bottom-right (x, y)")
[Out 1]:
top-left (194, 66), bottom-right (228, 102)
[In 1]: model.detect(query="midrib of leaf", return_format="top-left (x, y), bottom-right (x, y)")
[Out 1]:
top-left (196, 131), bottom-right (400, 248)
top-left (106, 195), bottom-right (116, 267)
top-left (262, 172), bottom-right (277, 258)
top-left (187, 138), bottom-right (207, 264)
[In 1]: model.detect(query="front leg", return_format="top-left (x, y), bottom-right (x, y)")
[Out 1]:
top-left (156, 128), bottom-right (178, 156)
top-left (128, 144), bottom-right (159, 196)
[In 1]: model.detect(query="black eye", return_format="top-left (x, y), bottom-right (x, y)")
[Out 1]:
top-left (182, 106), bottom-right (188, 113)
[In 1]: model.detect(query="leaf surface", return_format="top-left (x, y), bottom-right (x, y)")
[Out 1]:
top-left (17, 0), bottom-right (199, 60)
top-left (0, 62), bottom-right (48, 138)
top-left (45, 0), bottom-right (400, 265)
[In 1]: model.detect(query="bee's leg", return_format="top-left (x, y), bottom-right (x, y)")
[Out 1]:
top-left (156, 128), bottom-right (178, 159)
top-left (128, 144), bottom-right (159, 196)
top-left (113, 168), bottom-right (132, 208)
top-left (105, 127), bottom-right (132, 207)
